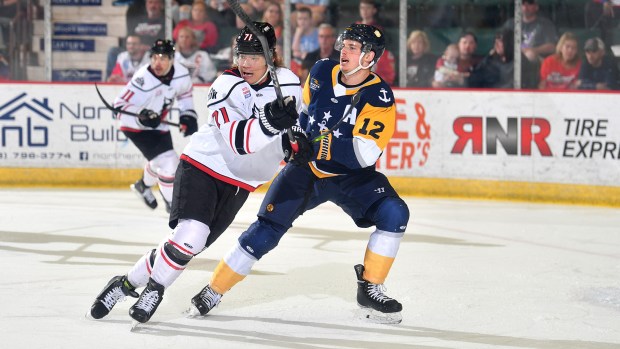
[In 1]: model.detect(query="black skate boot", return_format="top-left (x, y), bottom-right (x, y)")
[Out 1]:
top-left (89, 275), bottom-right (138, 319)
top-left (129, 278), bottom-right (165, 324)
top-left (130, 179), bottom-right (157, 209)
top-left (189, 284), bottom-right (222, 316)
top-left (354, 264), bottom-right (402, 324)
top-left (159, 190), bottom-right (171, 214)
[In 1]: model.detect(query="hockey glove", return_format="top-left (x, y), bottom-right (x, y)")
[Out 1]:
top-left (282, 126), bottom-right (314, 166)
top-left (179, 111), bottom-right (198, 137)
top-left (260, 96), bottom-right (298, 136)
top-left (137, 109), bottom-right (161, 128)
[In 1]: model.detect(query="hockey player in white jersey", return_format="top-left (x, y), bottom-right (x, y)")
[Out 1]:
top-left (114, 39), bottom-right (198, 213)
top-left (88, 22), bottom-right (313, 325)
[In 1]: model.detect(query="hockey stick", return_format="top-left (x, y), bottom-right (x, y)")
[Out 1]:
top-left (94, 84), bottom-right (179, 127)
top-left (312, 92), bottom-right (362, 142)
top-left (227, 0), bottom-right (299, 152)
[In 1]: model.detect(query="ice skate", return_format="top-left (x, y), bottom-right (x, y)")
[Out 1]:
top-left (130, 179), bottom-right (158, 209)
top-left (188, 284), bottom-right (222, 316)
top-left (88, 275), bottom-right (138, 320)
top-left (129, 278), bottom-right (164, 324)
top-left (354, 264), bottom-right (402, 324)
top-left (160, 190), bottom-right (171, 214)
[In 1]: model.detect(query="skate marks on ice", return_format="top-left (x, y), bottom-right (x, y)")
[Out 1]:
top-left (110, 314), bottom-right (620, 349)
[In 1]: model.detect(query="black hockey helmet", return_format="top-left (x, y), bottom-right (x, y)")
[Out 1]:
top-left (150, 39), bottom-right (175, 58)
top-left (235, 22), bottom-right (277, 56)
top-left (335, 24), bottom-right (385, 64)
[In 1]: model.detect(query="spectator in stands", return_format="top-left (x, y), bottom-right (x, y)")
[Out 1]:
top-left (503, 0), bottom-right (557, 63)
top-left (405, 30), bottom-right (436, 88)
top-left (539, 32), bottom-right (581, 90)
top-left (127, 0), bottom-right (165, 48)
top-left (262, 1), bottom-right (283, 39)
top-left (208, 0), bottom-right (236, 28)
top-left (291, 0), bottom-right (330, 26)
top-left (585, 0), bottom-right (620, 46)
top-left (175, 26), bottom-right (217, 84)
top-left (373, 48), bottom-right (396, 85)
top-left (292, 7), bottom-right (319, 62)
top-left (576, 37), bottom-right (619, 90)
top-left (469, 29), bottom-right (515, 89)
top-left (106, 0), bottom-right (164, 80)
top-left (107, 34), bottom-right (150, 83)
top-left (432, 44), bottom-right (468, 88)
top-left (457, 31), bottom-right (482, 75)
top-left (173, 1), bottom-right (219, 54)
top-left (300, 23), bottom-right (339, 81)
top-left (248, 0), bottom-right (268, 21)
top-left (356, 0), bottom-right (385, 29)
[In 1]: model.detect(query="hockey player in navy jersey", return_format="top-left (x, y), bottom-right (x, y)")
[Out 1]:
top-left (114, 39), bottom-right (198, 213)
top-left (190, 24), bottom-right (409, 324)
top-left (88, 22), bottom-right (306, 325)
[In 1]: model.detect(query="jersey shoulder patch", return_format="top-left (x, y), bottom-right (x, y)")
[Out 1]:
top-left (208, 73), bottom-right (251, 106)
top-left (360, 80), bottom-right (394, 108)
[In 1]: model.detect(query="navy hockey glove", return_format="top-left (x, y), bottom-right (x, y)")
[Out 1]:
top-left (137, 109), bottom-right (161, 128)
top-left (179, 111), bottom-right (198, 137)
top-left (260, 96), bottom-right (298, 135)
top-left (282, 126), bottom-right (314, 166)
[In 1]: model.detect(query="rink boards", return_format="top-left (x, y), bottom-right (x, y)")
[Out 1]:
top-left (0, 82), bottom-right (619, 206)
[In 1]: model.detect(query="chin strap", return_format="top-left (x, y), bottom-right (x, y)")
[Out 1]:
top-left (343, 52), bottom-right (375, 77)
top-left (251, 69), bottom-right (270, 85)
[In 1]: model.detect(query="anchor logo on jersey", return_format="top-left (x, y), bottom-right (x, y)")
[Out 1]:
top-left (378, 88), bottom-right (391, 103)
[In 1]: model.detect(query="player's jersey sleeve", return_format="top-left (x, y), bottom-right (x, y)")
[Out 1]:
top-left (172, 63), bottom-right (195, 114)
top-left (329, 85), bottom-right (396, 168)
top-left (206, 71), bottom-right (277, 156)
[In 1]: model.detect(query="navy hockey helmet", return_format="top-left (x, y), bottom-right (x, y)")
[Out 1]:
top-left (235, 22), bottom-right (277, 56)
top-left (335, 24), bottom-right (385, 64)
top-left (150, 39), bottom-right (175, 58)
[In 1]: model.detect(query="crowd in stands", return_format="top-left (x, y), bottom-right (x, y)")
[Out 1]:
top-left (1, 0), bottom-right (619, 91)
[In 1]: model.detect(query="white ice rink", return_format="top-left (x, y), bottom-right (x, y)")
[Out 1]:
top-left (0, 188), bottom-right (618, 349)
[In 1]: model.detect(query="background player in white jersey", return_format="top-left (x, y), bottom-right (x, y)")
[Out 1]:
top-left (88, 22), bottom-right (311, 325)
top-left (114, 39), bottom-right (198, 213)
top-left (189, 24), bottom-right (409, 324)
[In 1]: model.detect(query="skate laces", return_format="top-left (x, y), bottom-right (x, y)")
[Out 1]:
top-left (135, 289), bottom-right (160, 312)
top-left (101, 286), bottom-right (127, 310)
top-left (366, 283), bottom-right (395, 304)
top-left (198, 286), bottom-right (221, 309)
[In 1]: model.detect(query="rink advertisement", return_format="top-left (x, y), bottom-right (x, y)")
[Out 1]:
top-left (0, 83), bottom-right (618, 194)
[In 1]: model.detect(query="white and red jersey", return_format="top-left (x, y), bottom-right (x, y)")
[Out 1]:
top-left (175, 50), bottom-right (217, 84)
top-left (109, 51), bottom-right (150, 83)
top-left (113, 62), bottom-right (195, 132)
top-left (181, 67), bottom-right (302, 192)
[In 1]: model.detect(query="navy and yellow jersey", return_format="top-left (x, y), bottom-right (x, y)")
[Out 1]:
top-left (300, 58), bottom-right (396, 178)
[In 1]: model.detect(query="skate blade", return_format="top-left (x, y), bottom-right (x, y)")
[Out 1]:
top-left (130, 320), bottom-right (141, 331)
top-left (356, 308), bottom-right (402, 324)
top-left (185, 305), bottom-right (203, 318)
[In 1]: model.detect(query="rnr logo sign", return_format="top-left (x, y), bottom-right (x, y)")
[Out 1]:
top-left (451, 116), bottom-right (553, 156)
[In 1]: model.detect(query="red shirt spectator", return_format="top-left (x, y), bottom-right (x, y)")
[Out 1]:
top-left (173, 2), bottom-right (219, 52)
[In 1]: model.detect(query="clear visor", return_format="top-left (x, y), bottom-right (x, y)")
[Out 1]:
top-left (334, 34), bottom-right (371, 54)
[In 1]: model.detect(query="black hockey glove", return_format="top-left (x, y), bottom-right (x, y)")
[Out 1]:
top-left (260, 96), bottom-right (298, 136)
top-left (137, 109), bottom-right (161, 128)
top-left (282, 126), bottom-right (314, 166)
top-left (179, 112), bottom-right (198, 137)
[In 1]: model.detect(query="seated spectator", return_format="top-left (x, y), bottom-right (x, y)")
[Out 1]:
top-left (373, 48), bottom-right (396, 86)
top-left (291, 0), bottom-right (329, 26)
top-left (300, 23), bottom-right (339, 81)
top-left (356, 0), bottom-right (388, 29)
top-left (106, 0), bottom-right (165, 79)
top-left (405, 30), bottom-right (436, 88)
top-left (292, 7), bottom-right (319, 62)
top-left (107, 34), bottom-right (150, 83)
top-left (262, 1), bottom-right (283, 39)
top-left (432, 44), bottom-right (468, 88)
top-left (175, 26), bottom-right (217, 84)
top-left (539, 32), bottom-right (581, 90)
top-left (248, 0), bottom-right (268, 21)
top-left (173, 1), bottom-right (219, 53)
top-left (208, 0), bottom-right (236, 28)
top-left (585, 0), bottom-right (620, 45)
top-left (457, 31), bottom-right (482, 75)
top-left (469, 29), bottom-right (515, 88)
top-left (576, 37), bottom-right (619, 90)
top-left (503, 0), bottom-right (557, 63)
